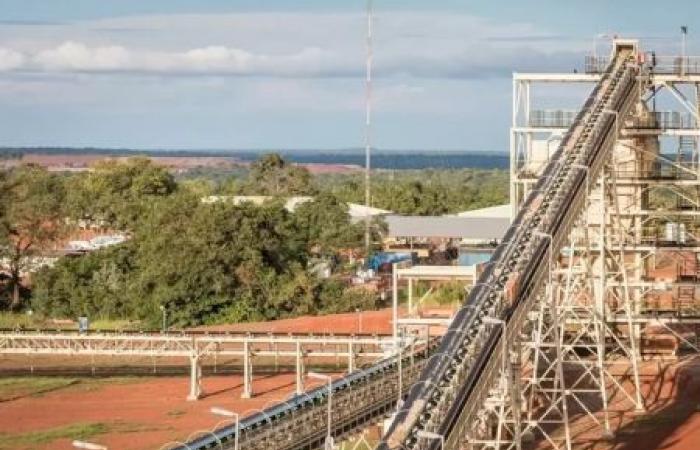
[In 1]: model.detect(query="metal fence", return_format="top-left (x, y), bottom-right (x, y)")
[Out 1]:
top-left (585, 54), bottom-right (700, 75)
top-left (629, 111), bottom-right (697, 129)
top-left (584, 56), bottom-right (610, 74)
top-left (653, 56), bottom-right (700, 75)
top-left (529, 109), bottom-right (577, 128)
top-left (614, 161), bottom-right (699, 180)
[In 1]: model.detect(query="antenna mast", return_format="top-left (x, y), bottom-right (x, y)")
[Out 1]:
top-left (364, 0), bottom-right (373, 254)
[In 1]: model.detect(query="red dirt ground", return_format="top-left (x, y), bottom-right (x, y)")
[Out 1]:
top-left (0, 309), bottom-right (400, 449)
top-left (0, 373), bottom-right (337, 450)
top-left (193, 308), bottom-right (396, 335)
top-left (6, 309), bottom-right (700, 450)
top-left (561, 357), bottom-right (700, 450)
top-left (4, 359), bottom-right (700, 450)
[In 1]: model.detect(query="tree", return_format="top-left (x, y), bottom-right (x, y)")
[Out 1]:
top-left (322, 168), bottom-right (509, 216)
top-left (127, 193), bottom-right (310, 326)
top-left (244, 153), bottom-right (316, 196)
top-left (293, 192), bottom-right (363, 255)
top-left (318, 279), bottom-right (379, 313)
top-left (65, 157), bottom-right (176, 229)
top-left (32, 243), bottom-right (136, 318)
top-left (0, 165), bottom-right (66, 309)
top-left (28, 163), bottom-right (510, 326)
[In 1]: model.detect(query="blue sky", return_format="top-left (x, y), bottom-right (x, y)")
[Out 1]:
top-left (0, 1), bottom-right (697, 151)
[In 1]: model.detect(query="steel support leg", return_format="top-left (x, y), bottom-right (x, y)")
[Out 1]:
top-left (348, 343), bottom-right (355, 373)
top-left (296, 341), bottom-right (305, 395)
top-left (187, 354), bottom-right (202, 401)
top-left (242, 340), bottom-right (253, 399)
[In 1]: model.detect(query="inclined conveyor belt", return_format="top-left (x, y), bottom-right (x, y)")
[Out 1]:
top-left (378, 43), bottom-right (642, 450)
top-left (171, 42), bottom-right (645, 450)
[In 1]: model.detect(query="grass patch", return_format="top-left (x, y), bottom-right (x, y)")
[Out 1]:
top-left (0, 421), bottom-right (161, 450)
top-left (412, 281), bottom-right (464, 308)
top-left (62, 376), bottom-right (143, 394)
top-left (0, 312), bottom-right (142, 331)
top-left (0, 377), bottom-right (78, 402)
top-left (0, 422), bottom-right (109, 450)
top-left (0, 376), bottom-right (143, 401)
top-left (167, 408), bottom-right (187, 418)
top-left (0, 312), bottom-right (47, 329)
top-left (89, 318), bottom-right (140, 330)
top-left (111, 421), bottom-right (161, 433)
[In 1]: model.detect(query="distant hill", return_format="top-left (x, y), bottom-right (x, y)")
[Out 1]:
top-left (0, 147), bottom-right (509, 170)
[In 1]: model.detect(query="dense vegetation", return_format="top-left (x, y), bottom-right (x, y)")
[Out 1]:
top-left (320, 169), bottom-right (508, 215)
top-left (208, 154), bottom-right (509, 216)
top-left (0, 153), bottom-right (508, 327)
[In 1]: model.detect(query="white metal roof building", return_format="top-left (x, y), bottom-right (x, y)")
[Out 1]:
top-left (454, 204), bottom-right (511, 219)
top-left (385, 215), bottom-right (509, 243)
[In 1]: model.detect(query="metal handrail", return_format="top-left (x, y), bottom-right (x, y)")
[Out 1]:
top-left (628, 111), bottom-right (697, 129)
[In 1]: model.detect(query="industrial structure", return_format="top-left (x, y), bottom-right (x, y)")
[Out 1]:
top-left (145, 37), bottom-right (700, 450)
top-left (7, 38), bottom-right (699, 450)
top-left (380, 38), bottom-right (700, 450)
top-left (0, 330), bottom-right (396, 402)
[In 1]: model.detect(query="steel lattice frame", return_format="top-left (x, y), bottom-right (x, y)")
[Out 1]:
top-left (500, 43), bottom-right (700, 450)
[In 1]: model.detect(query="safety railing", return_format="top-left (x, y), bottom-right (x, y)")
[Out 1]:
top-left (531, 110), bottom-right (696, 131)
top-left (586, 54), bottom-right (700, 76)
top-left (653, 56), bottom-right (700, 75)
top-left (628, 111), bottom-right (697, 129)
top-left (585, 55), bottom-right (611, 74)
top-left (529, 109), bottom-right (577, 128)
top-left (614, 161), bottom-right (700, 180)
top-left (603, 226), bottom-right (699, 247)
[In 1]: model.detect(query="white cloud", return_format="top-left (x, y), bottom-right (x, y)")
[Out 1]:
top-left (0, 10), bottom-right (590, 150)
top-left (0, 38), bottom-right (578, 79)
top-left (0, 48), bottom-right (26, 71)
top-left (0, 12), bottom-right (584, 79)
top-left (0, 40), bottom-right (347, 77)
top-left (34, 41), bottom-right (131, 71)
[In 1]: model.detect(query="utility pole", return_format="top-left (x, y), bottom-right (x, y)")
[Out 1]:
top-left (682, 26), bottom-right (688, 58)
top-left (364, 0), bottom-right (373, 255)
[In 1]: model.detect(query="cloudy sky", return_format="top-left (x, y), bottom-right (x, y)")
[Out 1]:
top-left (0, 1), bottom-right (697, 151)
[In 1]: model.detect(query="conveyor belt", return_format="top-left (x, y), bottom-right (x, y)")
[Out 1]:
top-left (172, 340), bottom-right (438, 450)
top-left (167, 41), bottom-right (645, 450)
top-left (378, 42), bottom-right (643, 450)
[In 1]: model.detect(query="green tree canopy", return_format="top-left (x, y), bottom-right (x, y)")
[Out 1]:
top-left (65, 157), bottom-right (176, 229)
top-left (243, 153), bottom-right (317, 196)
top-left (321, 168), bottom-right (508, 216)
top-left (0, 165), bottom-right (66, 309)
top-left (293, 192), bottom-right (364, 255)
top-left (26, 159), bottom-right (508, 326)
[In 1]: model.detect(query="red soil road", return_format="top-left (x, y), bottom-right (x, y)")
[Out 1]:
top-left (0, 373), bottom-right (335, 450)
top-left (193, 308), bottom-right (396, 335)
top-left (192, 307), bottom-right (454, 335)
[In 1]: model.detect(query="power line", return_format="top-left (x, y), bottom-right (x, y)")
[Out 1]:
top-left (364, 0), bottom-right (373, 254)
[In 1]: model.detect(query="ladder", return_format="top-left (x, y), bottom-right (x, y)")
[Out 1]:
top-left (676, 285), bottom-right (696, 314)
